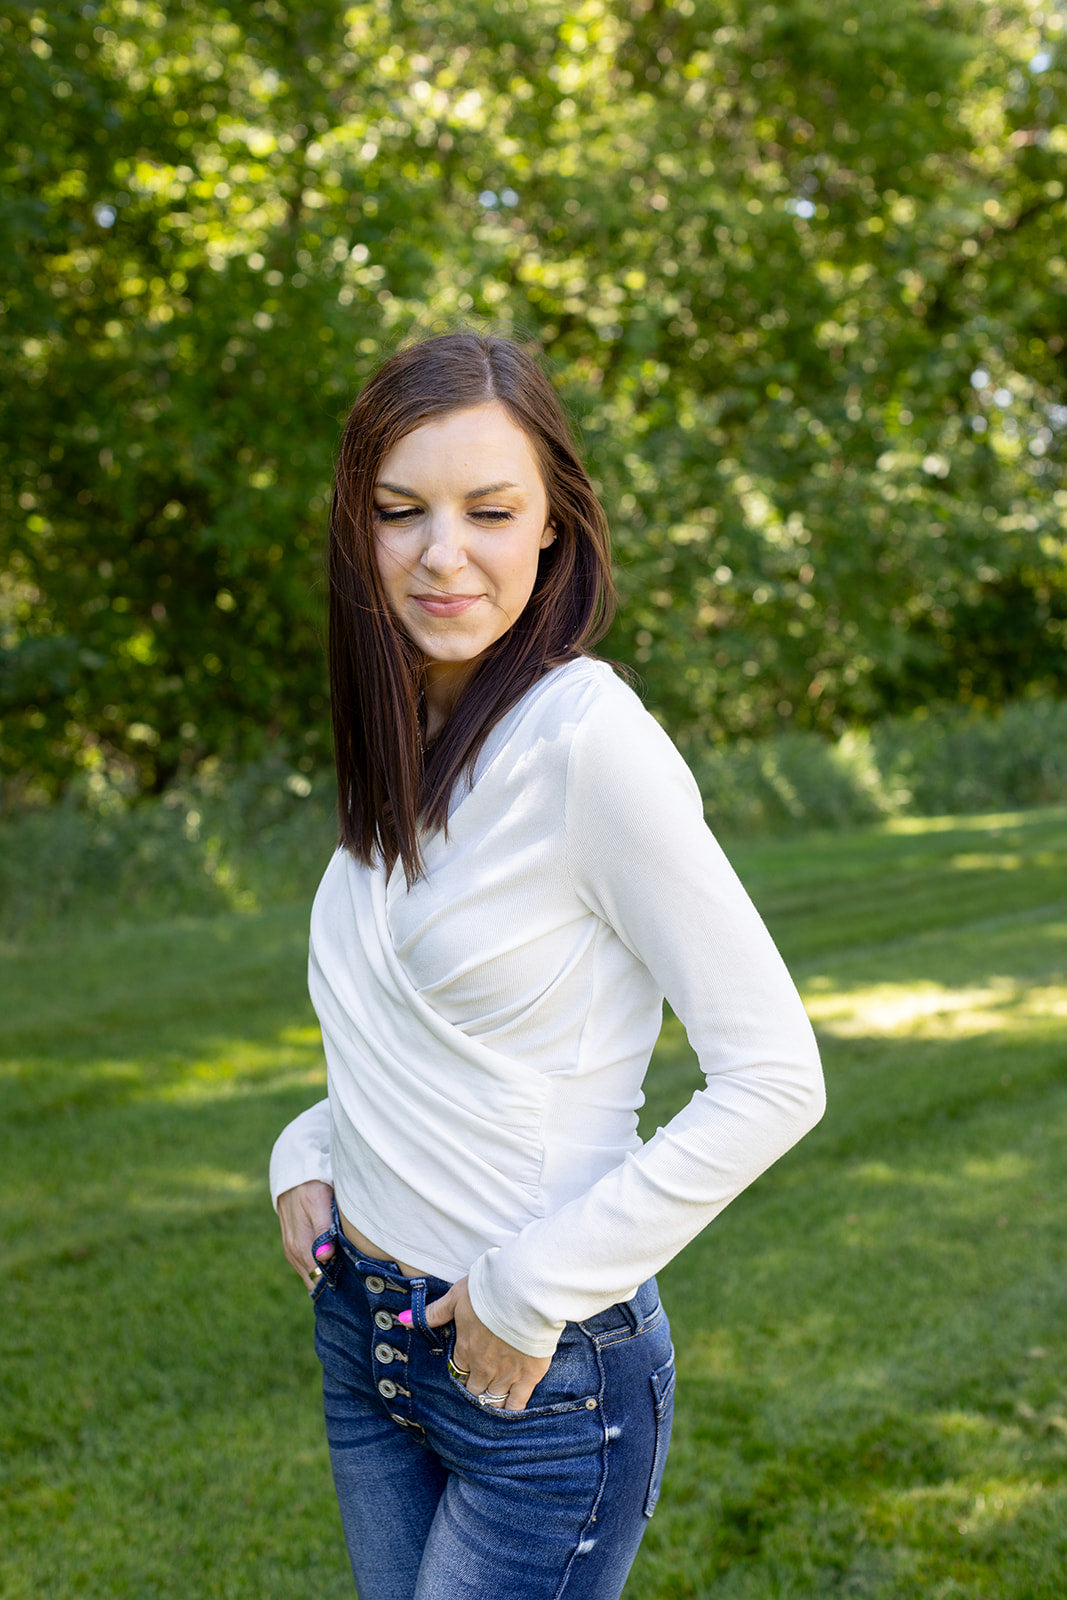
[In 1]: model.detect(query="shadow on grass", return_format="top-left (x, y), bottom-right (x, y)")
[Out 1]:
top-left (0, 905), bottom-right (320, 1123)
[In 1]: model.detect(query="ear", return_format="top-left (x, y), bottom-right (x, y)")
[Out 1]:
top-left (540, 521), bottom-right (557, 550)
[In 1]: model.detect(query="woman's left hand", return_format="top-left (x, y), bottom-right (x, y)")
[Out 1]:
top-left (424, 1277), bottom-right (551, 1412)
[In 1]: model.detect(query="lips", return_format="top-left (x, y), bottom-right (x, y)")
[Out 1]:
top-left (412, 594), bottom-right (482, 616)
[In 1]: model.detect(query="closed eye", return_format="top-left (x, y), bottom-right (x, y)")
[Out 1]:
top-left (374, 506), bottom-right (515, 525)
top-left (374, 506), bottom-right (420, 523)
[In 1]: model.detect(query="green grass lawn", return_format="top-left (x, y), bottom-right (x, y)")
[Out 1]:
top-left (1, 805), bottom-right (1065, 1598)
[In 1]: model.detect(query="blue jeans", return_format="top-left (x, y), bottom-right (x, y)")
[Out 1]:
top-left (311, 1219), bottom-right (675, 1599)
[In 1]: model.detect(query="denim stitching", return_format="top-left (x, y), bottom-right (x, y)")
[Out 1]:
top-left (644, 1347), bottom-right (676, 1516)
top-left (408, 1278), bottom-right (445, 1355)
top-left (590, 1304), bottom-right (662, 1350)
top-left (550, 1335), bottom-right (610, 1598)
top-left (441, 1327), bottom-right (601, 1422)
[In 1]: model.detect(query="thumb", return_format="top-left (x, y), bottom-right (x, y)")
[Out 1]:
top-left (424, 1285), bottom-right (459, 1328)
top-left (312, 1230), bottom-right (336, 1265)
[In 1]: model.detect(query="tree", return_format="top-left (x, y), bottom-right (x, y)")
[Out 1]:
top-left (2, 0), bottom-right (1064, 801)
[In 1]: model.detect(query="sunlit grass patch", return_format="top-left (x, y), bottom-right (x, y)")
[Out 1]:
top-left (882, 808), bottom-right (1052, 835)
top-left (805, 974), bottom-right (1067, 1039)
top-left (150, 1032), bottom-right (327, 1104)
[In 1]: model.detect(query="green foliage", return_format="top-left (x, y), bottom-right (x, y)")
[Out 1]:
top-left (2, 0), bottom-right (1066, 798)
top-left (1, 808), bottom-right (1065, 1596)
top-left (693, 694), bottom-right (1067, 833)
top-left (0, 754), bottom-right (336, 937)
top-left (3, 694), bottom-right (1065, 940)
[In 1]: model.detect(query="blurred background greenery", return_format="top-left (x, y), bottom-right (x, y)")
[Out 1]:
top-left (2, 0), bottom-right (1065, 818)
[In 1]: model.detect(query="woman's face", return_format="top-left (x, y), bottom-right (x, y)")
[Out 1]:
top-left (373, 403), bottom-right (555, 712)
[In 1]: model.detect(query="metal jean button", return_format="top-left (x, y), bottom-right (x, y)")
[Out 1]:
top-left (374, 1342), bottom-right (397, 1364)
top-left (374, 1310), bottom-right (395, 1331)
top-left (365, 1274), bottom-right (386, 1294)
top-left (378, 1379), bottom-right (398, 1399)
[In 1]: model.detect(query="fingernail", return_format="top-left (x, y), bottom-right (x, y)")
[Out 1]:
top-left (397, 1309), bottom-right (413, 1326)
top-left (314, 1242), bottom-right (333, 1261)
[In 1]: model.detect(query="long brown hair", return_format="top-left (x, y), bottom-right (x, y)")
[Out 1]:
top-left (328, 332), bottom-right (616, 884)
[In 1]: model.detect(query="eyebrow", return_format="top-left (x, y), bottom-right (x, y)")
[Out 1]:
top-left (375, 481), bottom-right (520, 500)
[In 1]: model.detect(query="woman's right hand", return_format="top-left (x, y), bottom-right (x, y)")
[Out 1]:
top-left (277, 1179), bottom-right (336, 1291)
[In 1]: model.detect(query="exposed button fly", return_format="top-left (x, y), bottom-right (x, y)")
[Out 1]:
top-left (374, 1311), bottom-right (395, 1331)
top-left (365, 1274), bottom-right (386, 1294)
top-left (375, 1342), bottom-right (408, 1365)
top-left (378, 1379), bottom-right (398, 1400)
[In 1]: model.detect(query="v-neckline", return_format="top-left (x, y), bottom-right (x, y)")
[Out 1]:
top-left (386, 660), bottom-right (585, 891)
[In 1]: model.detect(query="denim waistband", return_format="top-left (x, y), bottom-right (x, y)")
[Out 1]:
top-left (326, 1201), bottom-right (452, 1291)
top-left (322, 1199), bottom-right (659, 1340)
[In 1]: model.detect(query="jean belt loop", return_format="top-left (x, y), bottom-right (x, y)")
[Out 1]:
top-left (311, 1223), bottom-right (340, 1288)
top-left (312, 1224), bottom-right (336, 1257)
top-left (408, 1278), bottom-right (445, 1355)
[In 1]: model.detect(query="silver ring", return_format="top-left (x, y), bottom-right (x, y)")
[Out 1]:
top-left (477, 1390), bottom-right (508, 1408)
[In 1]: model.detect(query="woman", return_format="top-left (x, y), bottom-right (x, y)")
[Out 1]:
top-left (270, 332), bottom-right (824, 1600)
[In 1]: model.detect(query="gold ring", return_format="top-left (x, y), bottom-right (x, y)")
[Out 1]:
top-left (310, 1266), bottom-right (323, 1281)
top-left (447, 1357), bottom-right (471, 1382)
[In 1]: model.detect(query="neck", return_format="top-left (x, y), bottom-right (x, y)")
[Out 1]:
top-left (422, 658), bottom-right (479, 738)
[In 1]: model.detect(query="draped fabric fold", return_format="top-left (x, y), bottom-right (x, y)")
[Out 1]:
top-left (311, 849), bottom-right (553, 1281)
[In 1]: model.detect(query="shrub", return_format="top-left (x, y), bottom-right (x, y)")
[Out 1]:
top-left (690, 698), bottom-right (1067, 835)
top-left (0, 757), bottom-right (336, 940)
top-left (3, 698), bottom-right (1065, 939)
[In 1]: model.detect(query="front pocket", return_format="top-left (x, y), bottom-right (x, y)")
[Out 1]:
top-left (644, 1346), bottom-right (676, 1516)
top-left (443, 1328), bottom-right (601, 1420)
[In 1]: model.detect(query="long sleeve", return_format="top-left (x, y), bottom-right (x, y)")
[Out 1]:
top-left (466, 691), bottom-right (825, 1357)
top-left (269, 1097), bottom-right (332, 1210)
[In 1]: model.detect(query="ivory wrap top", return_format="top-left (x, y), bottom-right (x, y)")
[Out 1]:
top-left (270, 658), bottom-right (824, 1357)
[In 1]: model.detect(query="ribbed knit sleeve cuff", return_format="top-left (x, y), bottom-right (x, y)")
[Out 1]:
top-left (268, 1098), bottom-right (333, 1210)
top-left (466, 1249), bottom-right (568, 1360)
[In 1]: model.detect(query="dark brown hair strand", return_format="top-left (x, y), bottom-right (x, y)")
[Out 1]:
top-left (327, 332), bottom-right (616, 884)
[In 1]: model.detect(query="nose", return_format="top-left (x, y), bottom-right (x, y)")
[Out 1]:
top-left (421, 514), bottom-right (468, 578)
